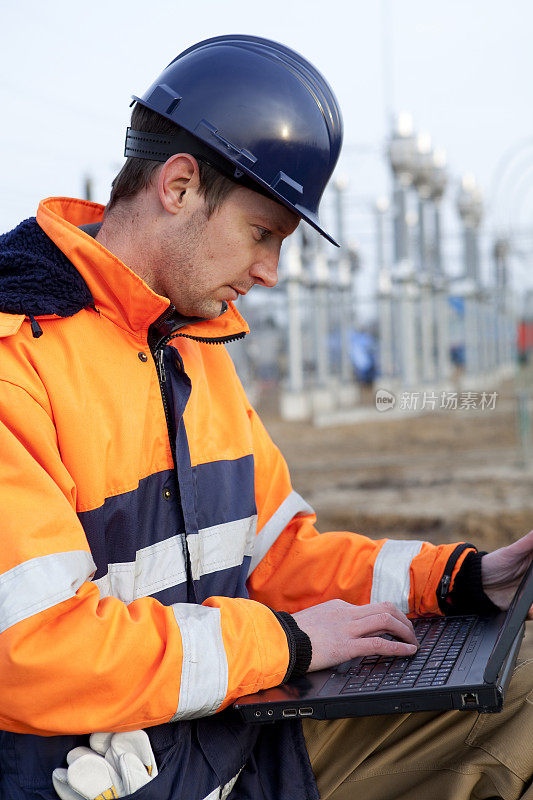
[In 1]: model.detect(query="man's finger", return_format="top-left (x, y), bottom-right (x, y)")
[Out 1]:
top-left (359, 602), bottom-right (416, 636)
top-left (351, 637), bottom-right (418, 658)
top-left (350, 612), bottom-right (419, 647)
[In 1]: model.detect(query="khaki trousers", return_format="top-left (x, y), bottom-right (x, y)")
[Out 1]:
top-left (303, 659), bottom-right (533, 800)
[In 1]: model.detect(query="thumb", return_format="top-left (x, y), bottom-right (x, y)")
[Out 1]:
top-left (485, 530), bottom-right (533, 566)
top-left (506, 530), bottom-right (533, 555)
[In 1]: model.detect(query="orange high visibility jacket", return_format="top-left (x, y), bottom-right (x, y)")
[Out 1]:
top-left (0, 197), bottom-right (473, 799)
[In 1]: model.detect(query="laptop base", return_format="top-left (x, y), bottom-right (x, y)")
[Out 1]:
top-left (234, 622), bottom-right (524, 724)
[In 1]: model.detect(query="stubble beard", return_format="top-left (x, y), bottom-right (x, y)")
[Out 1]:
top-left (158, 206), bottom-right (216, 319)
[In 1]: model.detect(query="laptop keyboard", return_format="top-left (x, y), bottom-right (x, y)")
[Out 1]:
top-left (339, 616), bottom-right (477, 694)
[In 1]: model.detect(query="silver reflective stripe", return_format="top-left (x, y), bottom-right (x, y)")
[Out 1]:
top-left (0, 550), bottom-right (96, 633)
top-left (370, 539), bottom-right (424, 613)
top-left (201, 768), bottom-right (243, 800)
top-left (171, 603), bottom-right (228, 719)
top-left (93, 519), bottom-right (257, 605)
top-left (94, 534), bottom-right (187, 604)
top-left (188, 516), bottom-right (257, 581)
top-left (247, 490), bottom-right (314, 577)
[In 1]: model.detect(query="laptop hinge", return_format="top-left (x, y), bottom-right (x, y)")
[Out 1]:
top-left (486, 621), bottom-right (525, 686)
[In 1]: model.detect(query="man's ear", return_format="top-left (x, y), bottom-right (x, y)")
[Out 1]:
top-left (157, 153), bottom-right (201, 214)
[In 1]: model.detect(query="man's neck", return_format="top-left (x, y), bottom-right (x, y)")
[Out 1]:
top-left (95, 213), bottom-right (159, 293)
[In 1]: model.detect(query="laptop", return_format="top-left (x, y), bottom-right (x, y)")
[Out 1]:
top-left (234, 558), bottom-right (533, 723)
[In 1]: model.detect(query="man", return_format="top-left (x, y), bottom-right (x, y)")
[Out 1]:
top-left (1, 34), bottom-right (533, 800)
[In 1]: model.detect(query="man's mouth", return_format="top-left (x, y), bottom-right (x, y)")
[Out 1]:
top-left (228, 285), bottom-right (250, 298)
top-left (225, 287), bottom-right (239, 301)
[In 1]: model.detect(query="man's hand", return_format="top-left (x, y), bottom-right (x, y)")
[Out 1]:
top-left (482, 529), bottom-right (533, 617)
top-left (292, 599), bottom-right (418, 672)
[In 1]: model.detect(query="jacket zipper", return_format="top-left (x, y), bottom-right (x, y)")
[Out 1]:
top-left (148, 307), bottom-right (246, 600)
top-left (150, 327), bottom-right (245, 459)
top-left (152, 346), bottom-right (175, 460)
top-left (153, 329), bottom-right (247, 349)
top-left (148, 304), bottom-right (179, 457)
top-left (150, 302), bottom-right (248, 350)
top-left (155, 348), bottom-right (166, 383)
top-left (150, 324), bottom-right (245, 454)
top-left (172, 331), bottom-right (246, 345)
top-left (149, 328), bottom-right (194, 592)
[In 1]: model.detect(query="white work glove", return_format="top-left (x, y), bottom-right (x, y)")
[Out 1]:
top-left (52, 730), bottom-right (157, 800)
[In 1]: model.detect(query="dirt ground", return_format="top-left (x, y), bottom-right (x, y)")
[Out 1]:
top-left (256, 376), bottom-right (533, 656)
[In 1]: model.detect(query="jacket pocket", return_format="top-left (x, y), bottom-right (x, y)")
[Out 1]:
top-left (114, 745), bottom-right (177, 800)
top-left (116, 728), bottom-right (226, 800)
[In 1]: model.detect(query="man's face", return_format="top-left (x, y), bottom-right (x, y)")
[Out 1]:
top-left (155, 185), bottom-right (300, 319)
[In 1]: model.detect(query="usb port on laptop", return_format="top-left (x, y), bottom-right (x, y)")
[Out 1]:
top-left (298, 707), bottom-right (314, 717)
top-left (282, 708), bottom-right (297, 717)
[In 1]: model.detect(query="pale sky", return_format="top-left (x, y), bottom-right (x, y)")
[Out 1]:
top-left (2, 0), bottom-right (533, 296)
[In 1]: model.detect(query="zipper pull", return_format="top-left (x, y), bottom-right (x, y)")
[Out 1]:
top-left (437, 542), bottom-right (476, 610)
top-left (28, 315), bottom-right (43, 338)
top-left (439, 574), bottom-right (451, 599)
top-left (155, 349), bottom-right (166, 383)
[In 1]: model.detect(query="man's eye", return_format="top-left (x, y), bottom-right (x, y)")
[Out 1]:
top-left (255, 227), bottom-right (271, 240)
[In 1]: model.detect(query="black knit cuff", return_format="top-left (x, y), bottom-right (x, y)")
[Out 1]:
top-left (272, 611), bottom-right (313, 682)
top-left (445, 551), bottom-right (501, 616)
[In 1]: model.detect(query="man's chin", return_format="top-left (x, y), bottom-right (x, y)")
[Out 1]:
top-left (202, 301), bottom-right (227, 320)
top-left (173, 300), bottom-right (225, 321)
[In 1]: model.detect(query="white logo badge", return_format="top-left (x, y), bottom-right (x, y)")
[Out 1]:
top-left (375, 389), bottom-right (396, 412)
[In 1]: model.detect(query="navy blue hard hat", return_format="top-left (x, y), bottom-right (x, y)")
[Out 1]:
top-left (127, 34), bottom-right (343, 245)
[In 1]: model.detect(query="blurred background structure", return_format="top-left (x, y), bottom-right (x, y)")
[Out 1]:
top-left (2, 0), bottom-right (533, 580)
top-left (228, 109), bottom-right (518, 427)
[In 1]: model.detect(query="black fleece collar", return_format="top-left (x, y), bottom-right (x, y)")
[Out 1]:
top-left (0, 217), bottom-right (94, 318)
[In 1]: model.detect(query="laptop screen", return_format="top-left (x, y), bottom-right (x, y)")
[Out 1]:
top-left (484, 558), bottom-right (533, 683)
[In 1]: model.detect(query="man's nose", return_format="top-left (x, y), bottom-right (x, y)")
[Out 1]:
top-left (250, 253), bottom-right (280, 288)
